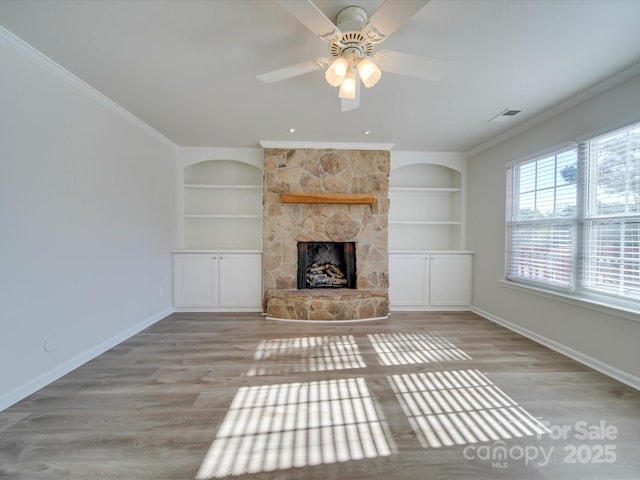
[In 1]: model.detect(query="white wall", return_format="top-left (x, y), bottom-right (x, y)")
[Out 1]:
top-left (0, 32), bottom-right (178, 410)
top-left (467, 74), bottom-right (640, 388)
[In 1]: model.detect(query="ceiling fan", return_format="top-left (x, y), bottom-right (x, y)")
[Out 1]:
top-left (257, 0), bottom-right (452, 112)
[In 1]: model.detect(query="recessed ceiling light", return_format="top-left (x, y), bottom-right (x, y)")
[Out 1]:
top-left (362, 130), bottom-right (371, 135)
top-left (288, 128), bottom-right (296, 133)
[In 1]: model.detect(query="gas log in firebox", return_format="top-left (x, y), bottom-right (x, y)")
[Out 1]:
top-left (297, 242), bottom-right (356, 289)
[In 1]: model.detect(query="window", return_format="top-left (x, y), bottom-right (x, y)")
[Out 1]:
top-left (506, 121), bottom-right (640, 308)
top-left (583, 125), bottom-right (640, 300)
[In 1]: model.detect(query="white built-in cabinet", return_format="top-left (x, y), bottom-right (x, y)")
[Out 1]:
top-left (173, 151), bottom-right (264, 311)
top-left (388, 153), bottom-right (472, 310)
top-left (173, 252), bottom-right (262, 310)
top-left (389, 253), bottom-right (472, 310)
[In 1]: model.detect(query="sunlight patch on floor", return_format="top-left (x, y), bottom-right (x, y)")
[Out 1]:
top-left (196, 378), bottom-right (393, 479)
top-left (388, 369), bottom-right (549, 448)
top-left (368, 332), bottom-right (471, 366)
top-left (245, 335), bottom-right (366, 376)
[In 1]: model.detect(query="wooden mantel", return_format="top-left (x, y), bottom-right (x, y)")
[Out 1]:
top-left (280, 193), bottom-right (375, 205)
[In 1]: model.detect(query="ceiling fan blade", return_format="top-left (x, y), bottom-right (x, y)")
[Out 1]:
top-left (276, 0), bottom-right (342, 44)
top-left (341, 78), bottom-right (360, 112)
top-left (365, 0), bottom-right (431, 43)
top-left (375, 50), bottom-right (453, 81)
top-left (257, 58), bottom-right (330, 84)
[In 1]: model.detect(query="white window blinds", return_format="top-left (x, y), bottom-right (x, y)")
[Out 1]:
top-left (506, 120), bottom-right (640, 308)
top-left (582, 124), bottom-right (640, 300)
top-left (506, 148), bottom-right (578, 289)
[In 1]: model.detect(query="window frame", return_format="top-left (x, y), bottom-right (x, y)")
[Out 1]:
top-left (505, 143), bottom-right (579, 293)
top-left (505, 121), bottom-right (640, 316)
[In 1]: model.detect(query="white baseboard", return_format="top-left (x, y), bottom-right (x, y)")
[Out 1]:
top-left (470, 305), bottom-right (640, 391)
top-left (172, 307), bottom-right (263, 313)
top-left (390, 306), bottom-right (471, 312)
top-left (0, 308), bottom-right (172, 412)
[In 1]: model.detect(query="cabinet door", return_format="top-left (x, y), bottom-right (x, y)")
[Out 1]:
top-left (218, 253), bottom-right (262, 308)
top-left (429, 254), bottom-right (472, 306)
top-left (389, 254), bottom-right (430, 306)
top-left (174, 254), bottom-right (218, 307)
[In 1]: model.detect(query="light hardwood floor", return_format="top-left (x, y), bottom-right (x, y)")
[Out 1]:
top-left (1, 312), bottom-right (639, 479)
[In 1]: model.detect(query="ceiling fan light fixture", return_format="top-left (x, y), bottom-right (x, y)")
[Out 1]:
top-left (357, 57), bottom-right (381, 88)
top-left (262, 0), bottom-right (444, 111)
top-left (325, 57), bottom-right (349, 87)
top-left (338, 69), bottom-right (357, 99)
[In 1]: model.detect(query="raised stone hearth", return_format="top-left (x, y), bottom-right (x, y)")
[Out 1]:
top-left (266, 289), bottom-right (389, 321)
top-left (262, 148), bottom-right (390, 321)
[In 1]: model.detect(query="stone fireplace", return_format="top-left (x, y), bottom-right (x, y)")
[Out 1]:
top-left (262, 148), bottom-right (390, 321)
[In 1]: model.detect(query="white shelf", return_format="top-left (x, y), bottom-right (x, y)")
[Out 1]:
top-left (184, 184), bottom-right (261, 190)
top-left (389, 220), bottom-right (461, 225)
top-left (389, 187), bottom-right (461, 192)
top-left (172, 249), bottom-right (263, 254)
top-left (390, 250), bottom-right (474, 254)
top-left (184, 214), bottom-right (262, 219)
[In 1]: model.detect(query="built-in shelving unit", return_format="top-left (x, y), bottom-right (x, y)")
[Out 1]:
top-left (387, 152), bottom-right (472, 310)
top-left (182, 159), bottom-right (263, 250)
top-left (389, 159), bottom-right (464, 251)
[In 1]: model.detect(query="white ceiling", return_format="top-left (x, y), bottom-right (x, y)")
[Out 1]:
top-left (2, 0), bottom-right (640, 152)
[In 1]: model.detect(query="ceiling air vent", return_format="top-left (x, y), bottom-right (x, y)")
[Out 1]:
top-left (489, 109), bottom-right (522, 122)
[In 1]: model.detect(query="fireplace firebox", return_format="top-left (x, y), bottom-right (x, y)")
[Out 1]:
top-left (297, 242), bottom-right (356, 289)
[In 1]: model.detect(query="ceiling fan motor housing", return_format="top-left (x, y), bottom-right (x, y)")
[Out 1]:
top-left (330, 6), bottom-right (374, 59)
top-left (337, 6), bottom-right (367, 31)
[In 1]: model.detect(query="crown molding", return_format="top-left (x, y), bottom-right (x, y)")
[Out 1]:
top-left (0, 26), bottom-right (179, 152)
top-left (260, 140), bottom-right (394, 151)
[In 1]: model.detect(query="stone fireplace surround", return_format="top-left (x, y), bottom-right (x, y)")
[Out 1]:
top-left (262, 148), bottom-right (390, 321)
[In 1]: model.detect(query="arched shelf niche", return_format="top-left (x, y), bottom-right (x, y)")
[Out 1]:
top-left (181, 157), bottom-right (263, 250)
top-left (389, 152), bottom-right (467, 251)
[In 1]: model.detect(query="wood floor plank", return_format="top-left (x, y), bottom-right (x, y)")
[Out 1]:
top-left (0, 312), bottom-right (638, 479)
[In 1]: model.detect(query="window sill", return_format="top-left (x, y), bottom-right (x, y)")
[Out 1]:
top-left (498, 279), bottom-right (640, 324)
